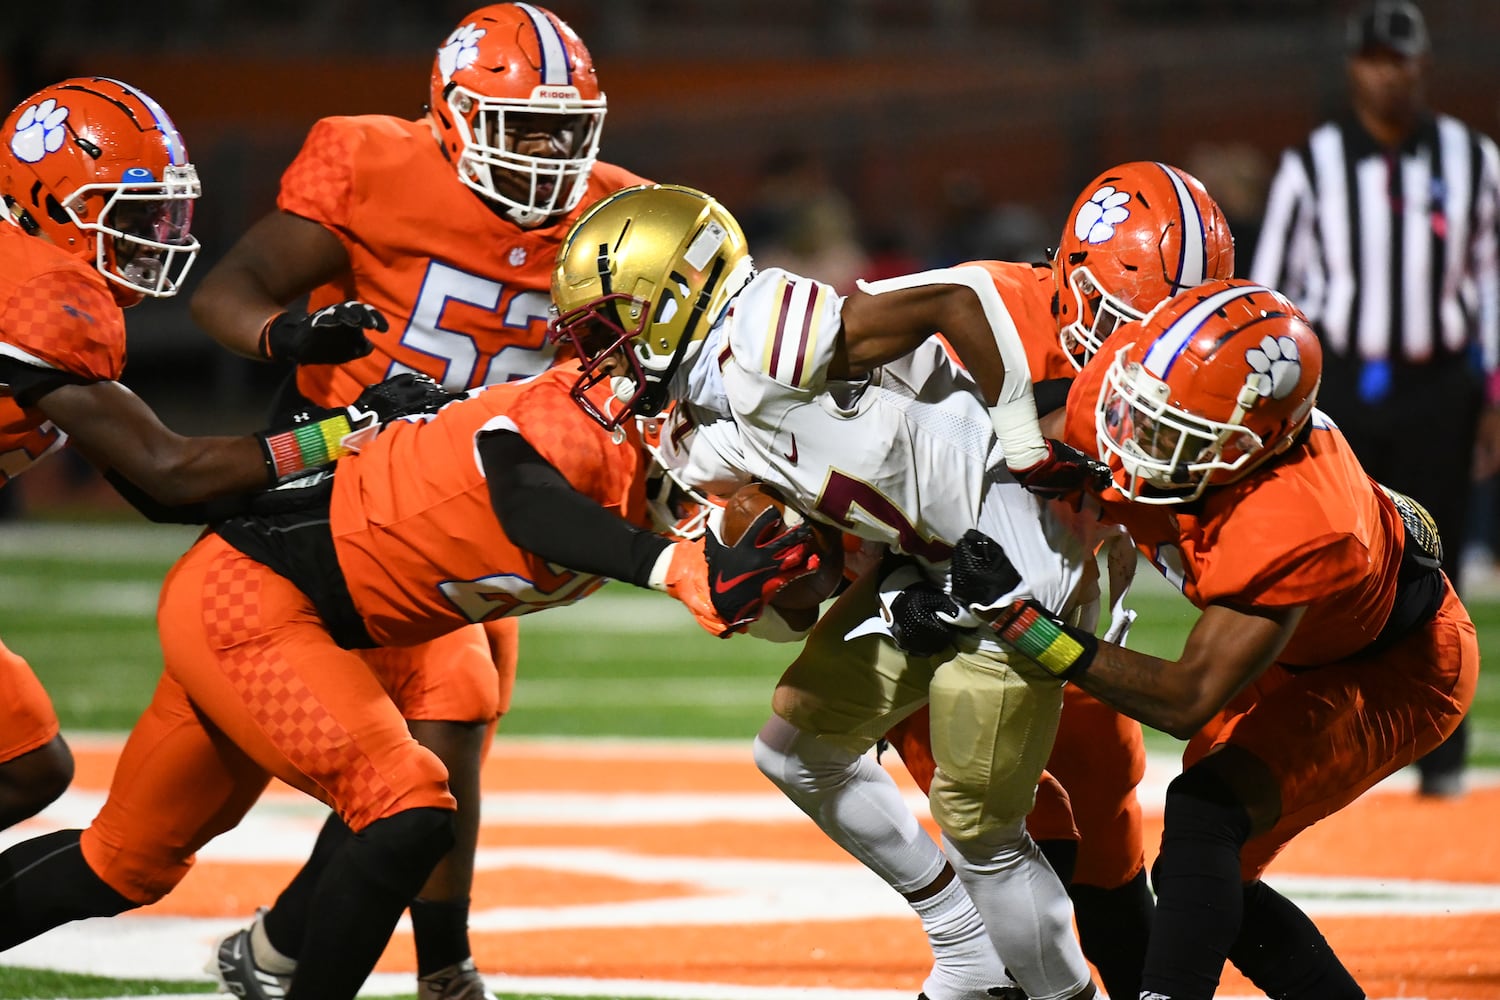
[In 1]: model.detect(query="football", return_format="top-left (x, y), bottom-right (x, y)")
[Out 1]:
top-left (720, 481), bottom-right (845, 612)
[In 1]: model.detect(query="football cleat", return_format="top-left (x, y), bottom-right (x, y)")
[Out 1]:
top-left (417, 957), bottom-right (499, 1000)
top-left (207, 916), bottom-right (291, 1000)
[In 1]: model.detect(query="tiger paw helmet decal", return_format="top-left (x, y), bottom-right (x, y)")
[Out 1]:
top-left (1074, 184), bottom-right (1131, 244)
top-left (1247, 334), bottom-right (1304, 401)
top-left (9, 98), bottom-right (68, 164)
top-left (436, 21), bottom-right (485, 84)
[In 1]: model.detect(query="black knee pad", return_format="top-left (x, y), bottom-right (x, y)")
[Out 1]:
top-left (1150, 766), bottom-right (1251, 892)
top-left (347, 807), bottom-right (456, 901)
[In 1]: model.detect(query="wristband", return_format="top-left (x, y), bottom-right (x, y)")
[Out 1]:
top-left (1487, 368), bottom-right (1500, 408)
top-left (988, 398), bottom-right (1049, 470)
top-left (992, 598), bottom-right (1098, 678)
top-left (258, 412), bottom-right (355, 483)
top-left (256, 312), bottom-right (289, 361)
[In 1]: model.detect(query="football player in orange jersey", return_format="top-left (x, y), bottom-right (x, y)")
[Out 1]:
top-left (0, 78), bottom-right (426, 837)
top-left (931, 278), bottom-right (1478, 1000)
top-left (0, 364), bottom-right (816, 1000)
top-left (186, 5), bottom-right (652, 997)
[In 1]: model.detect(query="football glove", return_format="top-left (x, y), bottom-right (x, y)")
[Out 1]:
top-left (1007, 438), bottom-right (1111, 504)
top-left (259, 301), bottom-right (386, 364)
top-left (887, 578), bottom-right (965, 657)
top-left (703, 505), bottom-right (820, 629)
top-left (351, 372), bottom-right (458, 423)
top-left (929, 529), bottom-right (1024, 629)
top-left (648, 538), bottom-right (739, 638)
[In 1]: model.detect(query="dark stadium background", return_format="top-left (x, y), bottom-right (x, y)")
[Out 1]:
top-left (2, 0), bottom-right (1497, 492)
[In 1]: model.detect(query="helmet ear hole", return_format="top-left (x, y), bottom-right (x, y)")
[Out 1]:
top-left (44, 194), bottom-right (71, 226)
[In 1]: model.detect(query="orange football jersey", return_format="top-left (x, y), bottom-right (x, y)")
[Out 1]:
top-left (0, 224), bottom-right (126, 489)
top-left (276, 114), bottom-right (651, 406)
top-left (1064, 342), bottom-right (1404, 666)
top-left (330, 366), bottom-right (648, 646)
top-left (960, 259), bottom-right (1078, 382)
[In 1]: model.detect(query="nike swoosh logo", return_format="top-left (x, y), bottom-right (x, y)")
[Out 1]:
top-left (782, 433), bottom-right (798, 464)
top-left (713, 567), bottom-right (774, 595)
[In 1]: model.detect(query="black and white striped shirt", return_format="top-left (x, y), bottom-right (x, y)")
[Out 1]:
top-left (1251, 113), bottom-right (1500, 371)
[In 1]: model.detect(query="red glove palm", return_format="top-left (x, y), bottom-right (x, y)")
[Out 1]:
top-left (1008, 438), bottom-right (1111, 504)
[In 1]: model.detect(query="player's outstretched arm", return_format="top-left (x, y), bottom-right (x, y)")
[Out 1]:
top-left (946, 529), bottom-right (1305, 738)
top-left (36, 380), bottom-right (272, 506)
top-left (838, 268), bottom-right (1105, 498)
top-left (190, 210), bottom-right (370, 363)
top-left (478, 429), bottom-right (817, 637)
top-left (34, 373), bottom-right (438, 508)
top-left (1070, 602), bottom-right (1305, 739)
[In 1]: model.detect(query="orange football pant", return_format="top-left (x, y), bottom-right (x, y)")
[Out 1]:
top-left (887, 683), bottom-right (1146, 888)
top-left (81, 534), bottom-right (455, 905)
top-left (1187, 581), bottom-right (1479, 882)
top-left (0, 635), bottom-right (59, 763)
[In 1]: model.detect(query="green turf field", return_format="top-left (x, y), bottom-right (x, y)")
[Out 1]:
top-left (1, 521), bottom-right (1494, 760)
top-left (0, 519), bottom-right (1495, 1000)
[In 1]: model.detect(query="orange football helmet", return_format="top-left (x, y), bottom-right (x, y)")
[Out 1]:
top-left (0, 77), bottom-right (200, 306)
top-left (1054, 161), bottom-right (1234, 369)
top-left (429, 3), bottom-right (606, 225)
top-left (1094, 278), bottom-right (1321, 504)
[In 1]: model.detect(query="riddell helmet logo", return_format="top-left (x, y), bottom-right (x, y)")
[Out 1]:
top-left (531, 86), bottom-right (581, 101)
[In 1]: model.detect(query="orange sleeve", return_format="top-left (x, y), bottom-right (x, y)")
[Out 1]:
top-left (277, 117), bottom-right (359, 234)
top-left (3, 268), bottom-right (125, 382)
top-left (507, 380), bottom-right (639, 512)
top-left (958, 259), bottom-right (1072, 381)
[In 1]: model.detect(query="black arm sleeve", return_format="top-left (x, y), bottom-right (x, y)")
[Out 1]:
top-left (0, 355), bottom-right (95, 408)
top-left (477, 428), bottom-right (671, 588)
top-left (1033, 377), bottom-right (1073, 418)
top-left (103, 469), bottom-right (252, 525)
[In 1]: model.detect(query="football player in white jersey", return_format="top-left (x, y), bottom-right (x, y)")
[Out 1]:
top-left (550, 184), bottom-right (1108, 1000)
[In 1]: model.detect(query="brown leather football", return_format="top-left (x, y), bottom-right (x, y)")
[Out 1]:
top-left (720, 482), bottom-right (845, 611)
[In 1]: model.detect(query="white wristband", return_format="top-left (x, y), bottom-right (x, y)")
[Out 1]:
top-left (647, 545), bottom-right (676, 592)
top-left (989, 398), bottom-right (1049, 470)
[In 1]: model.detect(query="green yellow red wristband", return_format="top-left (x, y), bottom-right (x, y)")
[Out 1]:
top-left (994, 598), bottom-right (1097, 678)
top-left (259, 412), bottom-right (354, 483)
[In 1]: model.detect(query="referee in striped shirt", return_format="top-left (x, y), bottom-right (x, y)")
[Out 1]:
top-left (1251, 0), bottom-right (1500, 798)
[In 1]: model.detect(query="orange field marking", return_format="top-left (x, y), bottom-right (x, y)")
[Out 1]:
top-left (17, 737), bottom-right (1500, 999)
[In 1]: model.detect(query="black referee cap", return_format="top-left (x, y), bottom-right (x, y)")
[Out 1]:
top-left (1348, 0), bottom-right (1429, 58)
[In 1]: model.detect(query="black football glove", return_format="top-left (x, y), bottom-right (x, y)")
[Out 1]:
top-left (949, 529), bottom-right (1022, 608)
top-left (703, 506), bottom-right (819, 628)
top-left (1007, 438), bottom-right (1111, 504)
top-left (350, 372), bottom-right (459, 423)
top-left (927, 529), bottom-right (1026, 631)
top-left (259, 301), bottom-right (387, 364)
top-left (887, 579), bottom-right (965, 657)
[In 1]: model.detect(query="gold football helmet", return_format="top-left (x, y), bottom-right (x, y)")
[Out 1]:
top-left (550, 183), bottom-right (753, 430)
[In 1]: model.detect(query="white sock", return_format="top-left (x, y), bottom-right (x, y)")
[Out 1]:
top-left (943, 828), bottom-right (1092, 1000)
top-left (912, 875), bottom-right (1014, 1000)
top-left (754, 717), bottom-right (1012, 1000)
top-left (250, 910), bottom-right (297, 975)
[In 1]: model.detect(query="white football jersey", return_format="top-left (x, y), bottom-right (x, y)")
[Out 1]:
top-left (670, 267), bottom-right (1094, 616)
